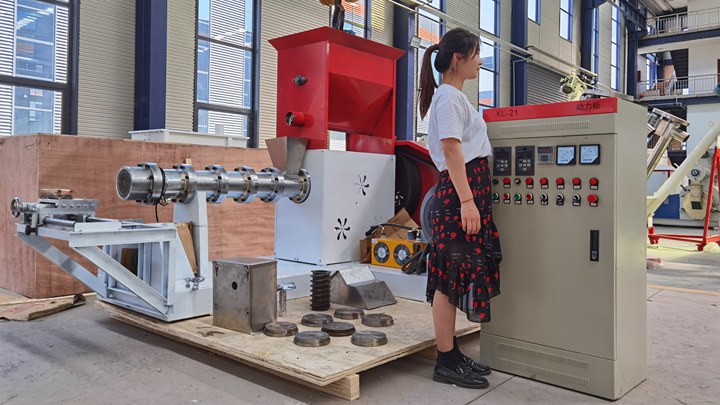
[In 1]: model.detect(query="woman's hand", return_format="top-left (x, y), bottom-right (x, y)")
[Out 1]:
top-left (461, 200), bottom-right (481, 235)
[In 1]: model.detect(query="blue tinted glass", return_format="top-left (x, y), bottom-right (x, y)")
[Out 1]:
top-left (15, 39), bottom-right (54, 79)
top-left (561, 0), bottom-right (570, 11)
top-left (13, 86), bottom-right (54, 134)
top-left (198, 109), bottom-right (209, 133)
top-left (480, 39), bottom-right (495, 71)
top-left (17, 0), bottom-right (55, 42)
top-left (528, 0), bottom-right (537, 22)
top-left (479, 69), bottom-right (495, 107)
top-left (198, 0), bottom-right (209, 35)
top-left (560, 12), bottom-right (570, 40)
top-left (244, 0), bottom-right (253, 40)
top-left (480, 0), bottom-right (496, 34)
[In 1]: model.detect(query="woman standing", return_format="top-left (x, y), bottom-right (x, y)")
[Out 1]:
top-left (419, 28), bottom-right (502, 389)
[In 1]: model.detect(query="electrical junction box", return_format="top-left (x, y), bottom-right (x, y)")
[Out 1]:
top-left (480, 98), bottom-right (647, 400)
top-left (275, 149), bottom-right (395, 265)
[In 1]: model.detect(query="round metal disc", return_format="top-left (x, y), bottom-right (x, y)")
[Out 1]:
top-left (351, 331), bottom-right (388, 347)
top-left (300, 313), bottom-right (334, 327)
top-left (361, 313), bottom-right (394, 327)
top-left (334, 307), bottom-right (365, 320)
top-left (294, 331), bottom-right (331, 347)
top-left (321, 322), bottom-right (356, 337)
top-left (263, 321), bottom-right (299, 337)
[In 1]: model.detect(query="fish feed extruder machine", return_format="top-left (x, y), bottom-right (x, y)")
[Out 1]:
top-left (10, 27), bottom-right (655, 400)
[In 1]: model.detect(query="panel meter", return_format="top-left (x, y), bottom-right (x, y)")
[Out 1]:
top-left (580, 144), bottom-right (601, 165)
top-left (556, 145), bottom-right (576, 165)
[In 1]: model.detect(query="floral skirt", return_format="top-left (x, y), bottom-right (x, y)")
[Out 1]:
top-left (426, 157), bottom-right (502, 323)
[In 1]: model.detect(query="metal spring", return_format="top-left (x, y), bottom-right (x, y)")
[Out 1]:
top-left (310, 270), bottom-right (331, 311)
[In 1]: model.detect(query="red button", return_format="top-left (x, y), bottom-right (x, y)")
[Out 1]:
top-left (540, 178), bottom-right (548, 185)
top-left (503, 178), bottom-right (511, 184)
top-left (588, 194), bottom-right (599, 204)
top-left (526, 178), bottom-right (533, 185)
top-left (503, 193), bottom-right (511, 199)
top-left (556, 178), bottom-right (565, 185)
top-left (590, 178), bottom-right (599, 186)
top-left (526, 193), bottom-right (534, 200)
top-left (572, 178), bottom-right (581, 185)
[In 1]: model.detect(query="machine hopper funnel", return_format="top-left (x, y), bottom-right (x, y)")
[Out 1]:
top-left (266, 136), bottom-right (308, 177)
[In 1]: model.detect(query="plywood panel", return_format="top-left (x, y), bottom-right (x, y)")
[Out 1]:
top-left (0, 135), bottom-right (40, 297)
top-left (2, 134), bottom-right (275, 298)
top-left (101, 297), bottom-right (482, 400)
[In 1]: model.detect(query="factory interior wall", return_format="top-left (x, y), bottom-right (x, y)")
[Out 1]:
top-left (499, 0), bottom-right (512, 107)
top-left (77, 0), bottom-right (136, 137)
top-left (257, 2), bottom-right (328, 149)
top-left (688, 0), bottom-right (720, 12)
top-left (446, 0), bottom-right (480, 105)
top-left (687, 104), bottom-right (720, 153)
top-left (165, 1), bottom-right (196, 131)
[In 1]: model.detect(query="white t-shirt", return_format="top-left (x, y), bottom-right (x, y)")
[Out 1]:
top-left (427, 84), bottom-right (492, 172)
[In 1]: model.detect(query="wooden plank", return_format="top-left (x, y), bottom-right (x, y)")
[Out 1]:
top-left (99, 297), bottom-right (482, 399)
top-left (0, 135), bottom-right (40, 297)
top-left (1, 134), bottom-right (276, 298)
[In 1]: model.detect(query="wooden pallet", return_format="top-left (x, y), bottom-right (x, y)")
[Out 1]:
top-left (99, 297), bottom-right (482, 400)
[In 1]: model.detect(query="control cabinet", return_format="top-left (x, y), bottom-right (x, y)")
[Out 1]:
top-left (480, 98), bottom-right (647, 399)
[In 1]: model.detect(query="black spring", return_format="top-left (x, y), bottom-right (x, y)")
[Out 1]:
top-left (310, 270), bottom-right (331, 311)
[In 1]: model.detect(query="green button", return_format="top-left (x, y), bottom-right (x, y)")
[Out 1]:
top-left (514, 194), bottom-right (522, 201)
top-left (492, 193), bottom-right (500, 199)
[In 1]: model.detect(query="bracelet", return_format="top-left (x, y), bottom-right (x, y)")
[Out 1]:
top-left (460, 197), bottom-right (473, 204)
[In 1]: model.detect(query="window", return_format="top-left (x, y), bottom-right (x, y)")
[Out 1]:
top-left (529, 0), bottom-right (540, 23)
top-left (1, 0), bottom-right (71, 136)
top-left (611, 7), bottom-right (620, 90)
top-left (646, 54), bottom-right (657, 90)
top-left (195, 0), bottom-right (254, 139)
top-left (330, 0), bottom-right (368, 37)
top-left (480, 0), bottom-right (499, 35)
top-left (414, 0), bottom-right (442, 137)
top-left (591, 7), bottom-right (599, 73)
top-left (560, 0), bottom-right (572, 41)
top-left (479, 38), bottom-right (498, 109)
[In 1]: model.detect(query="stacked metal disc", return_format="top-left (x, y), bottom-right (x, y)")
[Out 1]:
top-left (310, 270), bottom-right (331, 310)
top-left (294, 331), bottom-right (331, 347)
top-left (334, 307), bottom-right (364, 320)
top-left (263, 321), bottom-right (299, 337)
top-left (361, 313), bottom-right (394, 327)
top-left (300, 313), bottom-right (334, 327)
top-left (321, 322), bottom-right (356, 337)
top-left (351, 331), bottom-right (388, 347)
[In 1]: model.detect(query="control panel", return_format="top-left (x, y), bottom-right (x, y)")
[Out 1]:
top-left (480, 98), bottom-right (647, 400)
top-left (492, 143), bottom-right (602, 210)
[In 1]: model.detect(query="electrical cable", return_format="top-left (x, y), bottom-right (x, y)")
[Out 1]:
top-left (401, 243), bottom-right (430, 274)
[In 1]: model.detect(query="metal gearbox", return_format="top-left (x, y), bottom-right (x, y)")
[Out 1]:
top-left (213, 257), bottom-right (277, 334)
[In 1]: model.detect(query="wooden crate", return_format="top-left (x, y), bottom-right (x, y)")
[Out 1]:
top-left (0, 134), bottom-right (275, 298)
top-left (100, 297), bottom-right (483, 401)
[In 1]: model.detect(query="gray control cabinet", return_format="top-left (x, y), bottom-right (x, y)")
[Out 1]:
top-left (480, 99), bottom-right (647, 399)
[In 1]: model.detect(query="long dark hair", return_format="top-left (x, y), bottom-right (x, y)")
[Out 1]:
top-left (418, 28), bottom-right (480, 119)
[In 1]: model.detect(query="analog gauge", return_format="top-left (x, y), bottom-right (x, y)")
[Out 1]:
top-left (580, 144), bottom-right (600, 165)
top-left (556, 145), bottom-right (576, 165)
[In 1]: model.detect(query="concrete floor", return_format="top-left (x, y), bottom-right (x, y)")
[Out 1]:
top-left (1, 226), bottom-right (719, 405)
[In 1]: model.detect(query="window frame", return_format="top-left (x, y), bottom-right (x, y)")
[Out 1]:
top-left (479, 0), bottom-right (500, 36)
top-left (0, 0), bottom-right (77, 135)
top-left (529, 0), bottom-right (540, 24)
top-left (610, 6), bottom-right (620, 90)
top-left (478, 37), bottom-right (498, 109)
top-left (560, 0), bottom-right (573, 42)
top-left (194, 0), bottom-right (256, 144)
top-left (592, 7), bottom-right (599, 74)
top-left (329, 0), bottom-right (370, 38)
top-left (413, 0), bottom-right (443, 138)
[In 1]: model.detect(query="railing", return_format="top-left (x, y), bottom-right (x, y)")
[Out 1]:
top-left (646, 8), bottom-right (720, 37)
top-left (638, 74), bottom-right (720, 100)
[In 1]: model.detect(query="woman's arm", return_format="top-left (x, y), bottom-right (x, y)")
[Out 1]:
top-left (441, 138), bottom-right (481, 235)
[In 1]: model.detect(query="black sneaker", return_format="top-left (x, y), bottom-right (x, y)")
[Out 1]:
top-left (459, 354), bottom-right (492, 376)
top-left (432, 362), bottom-right (490, 389)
